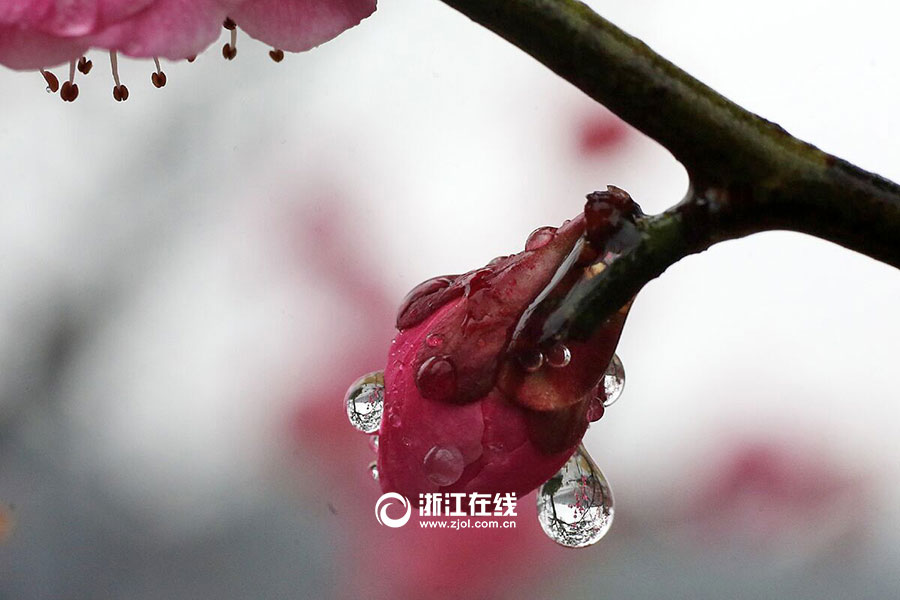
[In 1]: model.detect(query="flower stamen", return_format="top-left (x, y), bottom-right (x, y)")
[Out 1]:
top-left (77, 56), bottom-right (93, 75)
top-left (40, 69), bottom-right (59, 93)
top-left (222, 18), bottom-right (238, 60)
top-left (59, 60), bottom-right (79, 102)
top-left (109, 50), bottom-right (129, 102)
top-left (151, 57), bottom-right (167, 88)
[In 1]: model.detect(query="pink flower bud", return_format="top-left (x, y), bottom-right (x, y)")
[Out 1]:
top-left (377, 188), bottom-right (637, 499)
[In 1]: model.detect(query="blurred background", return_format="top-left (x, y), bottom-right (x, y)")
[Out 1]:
top-left (1, 0), bottom-right (899, 598)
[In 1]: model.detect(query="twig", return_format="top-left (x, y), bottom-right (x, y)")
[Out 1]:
top-left (438, 0), bottom-right (900, 341)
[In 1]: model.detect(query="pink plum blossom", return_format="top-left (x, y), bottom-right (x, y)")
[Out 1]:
top-left (376, 188), bottom-right (638, 501)
top-left (0, 0), bottom-right (376, 100)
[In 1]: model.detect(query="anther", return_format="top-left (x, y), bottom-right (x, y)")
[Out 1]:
top-left (222, 18), bottom-right (238, 60)
top-left (77, 56), bottom-right (93, 75)
top-left (151, 57), bottom-right (167, 88)
top-left (40, 69), bottom-right (59, 93)
top-left (59, 60), bottom-right (78, 102)
top-left (109, 50), bottom-right (129, 102)
top-left (269, 49), bottom-right (285, 63)
top-left (186, 55), bottom-right (196, 63)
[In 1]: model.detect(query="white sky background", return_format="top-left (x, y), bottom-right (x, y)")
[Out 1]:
top-left (0, 0), bottom-right (899, 582)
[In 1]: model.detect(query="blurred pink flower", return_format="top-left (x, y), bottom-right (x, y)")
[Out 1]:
top-left (378, 189), bottom-right (636, 501)
top-left (673, 439), bottom-right (871, 562)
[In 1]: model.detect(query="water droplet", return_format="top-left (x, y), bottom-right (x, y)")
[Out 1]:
top-left (416, 355), bottom-right (457, 401)
top-left (45, 86), bottom-right (52, 94)
top-left (344, 371), bottom-right (385, 434)
top-left (401, 436), bottom-right (412, 447)
top-left (586, 394), bottom-right (605, 422)
top-left (423, 445), bottom-right (465, 486)
top-left (396, 275), bottom-right (458, 330)
top-left (546, 343), bottom-right (571, 368)
top-left (425, 333), bottom-right (444, 348)
top-left (517, 350), bottom-right (544, 372)
top-left (388, 411), bottom-right (401, 428)
top-left (537, 444), bottom-right (614, 548)
top-left (525, 226), bottom-right (557, 251)
top-left (368, 461), bottom-right (379, 481)
top-left (368, 435), bottom-right (379, 452)
top-left (603, 354), bottom-right (625, 407)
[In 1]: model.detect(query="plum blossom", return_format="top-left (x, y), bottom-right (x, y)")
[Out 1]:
top-left (375, 187), bottom-right (639, 501)
top-left (0, 0), bottom-right (376, 100)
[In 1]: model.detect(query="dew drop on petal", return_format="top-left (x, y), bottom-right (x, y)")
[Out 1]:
top-left (369, 461), bottom-right (379, 481)
top-left (525, 226), bottom-right (557, 251)
top-left (425, 333), bottom-right (444, 348)
top-left (517, 349), bottom-right (544, 373)
top-left (423, 445), bottom-right (465, 486)
top-left (416, 355), bottom-right (457, 401)
top-left (586, 395), bottom-right (605, 422)
top-left (602, 354), bottom-right (625, 407)
top-left (546, 343), bottom-right (571, 368)
top-left (537, 444), bottom-right (614, 548)
top-left (344, 371), bottom-right (385, 433)
top-left (368, 434), bottom-right (379, 452)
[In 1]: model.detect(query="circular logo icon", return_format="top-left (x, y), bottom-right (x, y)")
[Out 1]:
top-left (375, 492), bottom-right (412, 528)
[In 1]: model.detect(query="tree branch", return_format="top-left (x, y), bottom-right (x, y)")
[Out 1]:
top-left (438, 0), bottom-right (900, 342)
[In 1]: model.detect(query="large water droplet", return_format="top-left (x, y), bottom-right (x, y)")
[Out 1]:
top-left (525, 226), bottom-right (557, 251)
top-left (416, 355), bottom-right (457, 401)
top-left (537, 444), bottom-right (614, 548)
top-left (546, 343), bottom-right (571, 368)
top-left (344, 371), bottom-right (385, 433)
top-left (423, 445), bottom-right (465, 486)
top-left (368, 461), bottom-right (379, 481)
top-left (603, 354), bottom-right (625, 407)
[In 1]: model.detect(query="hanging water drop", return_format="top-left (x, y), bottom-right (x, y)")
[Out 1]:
top-left (602, 354), bottom-right (625, 407)
top-left (537, 444), bottom-right (614, 548)
top-left (423, 444), bottom-right (465, 486)
top-left (368, 434), bottom-right (379, 452)
top-left (369, 461), bottom-right (379, 481)
top-left (344, 371), bottom-right (385, 433)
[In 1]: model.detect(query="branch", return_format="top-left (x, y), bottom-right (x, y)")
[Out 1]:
top-left (438, 0), bottom-right (900, 342)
